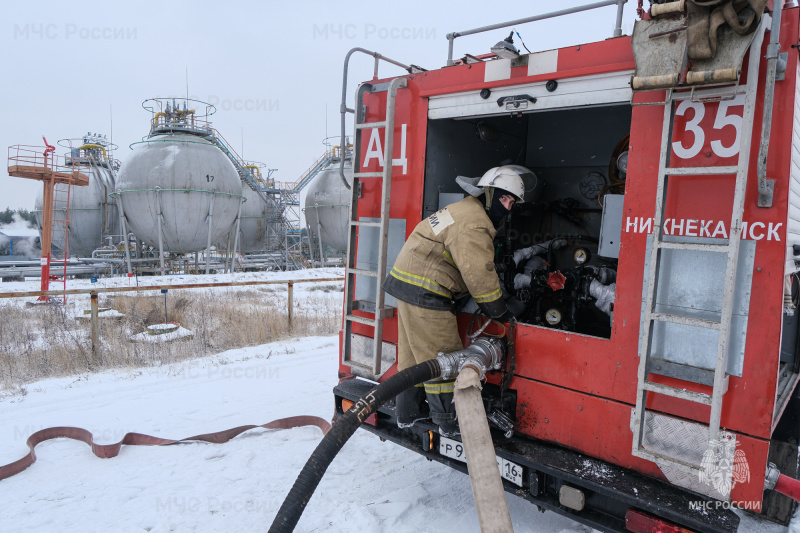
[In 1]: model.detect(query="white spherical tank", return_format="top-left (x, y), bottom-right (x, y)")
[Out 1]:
top-left (303, 157), bottom-right (353, 253)
top-left (238, 187), bottom-right (280, 253)
top-left (216, 187), bottom-right (281, 253)
top-left (34, 163), bottom-right (118, 257)
top-left (115, 133), bottom-right (243, 253)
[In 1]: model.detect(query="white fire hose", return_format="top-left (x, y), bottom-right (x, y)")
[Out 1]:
top-left (454, 365), bottom-right (514, 532)
top-left (436, 338), bottom-right (514, 532)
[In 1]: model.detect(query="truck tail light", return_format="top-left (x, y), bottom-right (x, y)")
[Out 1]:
top-left (341, 398), bottom-right (378, 426)
top-left (625, 509), bottom-right (695, 533)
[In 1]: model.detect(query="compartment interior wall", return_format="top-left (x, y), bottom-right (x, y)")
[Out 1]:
top-left (522, 105), bottom-right (632, 245)
top-left (421, 104), bottom-right (632, 339)
top-left (423, 105), bottom-right (632, 250)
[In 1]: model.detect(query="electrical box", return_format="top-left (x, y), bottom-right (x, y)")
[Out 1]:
top-left (598, 194), bottom-right (624, 258)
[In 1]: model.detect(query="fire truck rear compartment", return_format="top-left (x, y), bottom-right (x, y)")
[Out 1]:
top-left (334, 376), bottom-right (740, 533)
top-left (423, 104), bottom-right (632, 338)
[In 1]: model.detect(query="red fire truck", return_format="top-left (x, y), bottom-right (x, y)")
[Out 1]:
top-left (332, 1), bottom-right (800, 530)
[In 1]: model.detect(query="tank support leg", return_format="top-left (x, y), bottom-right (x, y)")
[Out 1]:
top-left (205, 195), bottom-right (215, 275)
top-left (224, 231), bottom-right (232, 273)
top-left (117, 198), bottom-right (132, 275)
top-left (315, 206), bottom-right (326, 267)
top-left (231, 197), bottom-right (243, 273)
top-left (155, 187), bottom-right (165, 276)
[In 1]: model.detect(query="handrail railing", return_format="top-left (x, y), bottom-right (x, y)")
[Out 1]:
top-left (8, 145), bottom-right (70, 174)
top-left (209, 129), bottom-right (271, 189)
top-left (151, 113), bottom-right (213, 136)
top-left (445, 0), bottom-right (627, 65)
top-left (290, 152), bottom-right (333, 191)
top-left (0, 277), bottom-right (344, 299)
top-left (7, 145), bottom-right (89, 184)
top-left (263, 151), bottom-right (334, 194)
top-left (206, 130), bottom-right (332, 198)
top-left (144, 97), bottom-right (216, 136)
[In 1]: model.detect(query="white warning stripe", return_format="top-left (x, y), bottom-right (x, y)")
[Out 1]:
top-left (527, 50), bottom-right (558, 76)
top-left (482, 50), bottom-right (559, 83)
top-left (484, 58), bottom-right (512, 82)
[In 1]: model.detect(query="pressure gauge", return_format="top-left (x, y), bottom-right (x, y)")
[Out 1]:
top-left (573, 247), bottom-right (591, 265)
top-left (545, 308), bottom-right (562, 326)
top-left (617, 151), bottom-right (628, 173)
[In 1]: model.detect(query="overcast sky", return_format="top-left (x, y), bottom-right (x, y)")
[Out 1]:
top-left (2, 0), bottom-right (637, 211)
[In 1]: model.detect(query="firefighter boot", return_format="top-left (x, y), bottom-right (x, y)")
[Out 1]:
top-left (425, 379), bottom-right (459, 437)
top-left (396, 384), bottom-right (430, 428)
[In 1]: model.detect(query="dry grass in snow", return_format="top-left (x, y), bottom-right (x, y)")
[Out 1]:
top-left (0, 283), bottom-right (343, 389)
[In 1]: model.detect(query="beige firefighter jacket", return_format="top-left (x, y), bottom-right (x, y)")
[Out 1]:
top-left (383, 196), bottom-right (507, 317)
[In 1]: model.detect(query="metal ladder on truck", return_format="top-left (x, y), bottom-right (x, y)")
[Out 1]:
top-left (340, 48), bottom-right (413, 377)
top-left (631, 19), bottom-right (771, 474)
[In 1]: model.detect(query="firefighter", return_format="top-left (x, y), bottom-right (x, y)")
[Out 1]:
top-left (383, 165), bottom-right (532, 436)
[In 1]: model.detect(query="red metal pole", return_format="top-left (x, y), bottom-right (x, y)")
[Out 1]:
top-left (38, 151), bottom-right (54, 302)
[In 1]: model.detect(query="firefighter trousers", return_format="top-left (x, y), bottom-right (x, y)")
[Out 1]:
top-left (396, 300), bottom-right (464, 427)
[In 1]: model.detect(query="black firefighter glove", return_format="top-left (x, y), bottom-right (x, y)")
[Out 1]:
top-left (497, 297), bottom-right (526, 323)
top-left (481, 297), bottom-right (525, 323)
top-left (506, 297), bottom-right (526, 318)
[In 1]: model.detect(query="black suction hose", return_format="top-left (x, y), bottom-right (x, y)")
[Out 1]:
top-left (269, 359), bottom-right (442, 533)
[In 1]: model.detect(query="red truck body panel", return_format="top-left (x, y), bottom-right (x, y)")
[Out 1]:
top-left (339, 7), bottom-right (800, 512)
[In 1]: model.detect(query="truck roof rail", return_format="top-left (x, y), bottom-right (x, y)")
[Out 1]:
top-left (445, 0), bottom-right (627, 65)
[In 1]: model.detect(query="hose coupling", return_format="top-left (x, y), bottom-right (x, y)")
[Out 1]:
top-left (765, 462), bottom-right (781, 490)
top-left (436, 337), bottom-right (506, 380)
top-left (486, 407), bottom-right (515, 438)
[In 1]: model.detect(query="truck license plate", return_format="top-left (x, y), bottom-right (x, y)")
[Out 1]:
top-left (439, 436), bottom-right (523, 487)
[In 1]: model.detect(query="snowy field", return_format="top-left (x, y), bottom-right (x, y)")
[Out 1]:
top-left (0, 268), bottom-right (346, 388)
top-left (0, 335), bottom-right (587, 532)
top-left (0, 269), bottom-right (796, 532)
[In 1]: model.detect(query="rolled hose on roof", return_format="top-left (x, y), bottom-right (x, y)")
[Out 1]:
top-left (268, 359), bottom-right (441, 533)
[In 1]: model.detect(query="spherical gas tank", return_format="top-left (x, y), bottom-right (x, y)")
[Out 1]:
top-left (303, 157), bottom-right (353, 253)
top-left (216, 187), bottom-right (280, 253)
top-left (115, 133), bottom-right (243, 253)
top-left (238, 187), bottom-right (280, 253)
top-left (34, 164), bottom-right (118, 257)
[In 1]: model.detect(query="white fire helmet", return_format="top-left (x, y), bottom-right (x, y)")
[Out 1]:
top-left (477, 165), bottom-right (534, 204)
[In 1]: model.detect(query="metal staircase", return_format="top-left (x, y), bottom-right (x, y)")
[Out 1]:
top-left (272, 153), bottom-right (335, 269)
top-left (209, 130), bottom-right (334, 269)
top-left (206, 130), bottom-right (266, 193)
top-left (631, 18), bottom-right (769, 476)
top-left (341, 76), bottom-right (407, 376)
top-left (279, 153), bottom-right (331, 251)
top-left (290, 152), bottom-right (333, 192)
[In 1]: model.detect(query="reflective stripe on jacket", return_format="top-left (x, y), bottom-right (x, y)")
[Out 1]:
top-left (383, 196), bottom-right (506, 316)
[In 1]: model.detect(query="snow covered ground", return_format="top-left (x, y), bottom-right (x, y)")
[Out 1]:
top-left (0, 269), bottom-right (795, 531)
top-left (0, 335), bottom-right (579, 532)
top-left (0, 335), bottom-right (793, 532)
